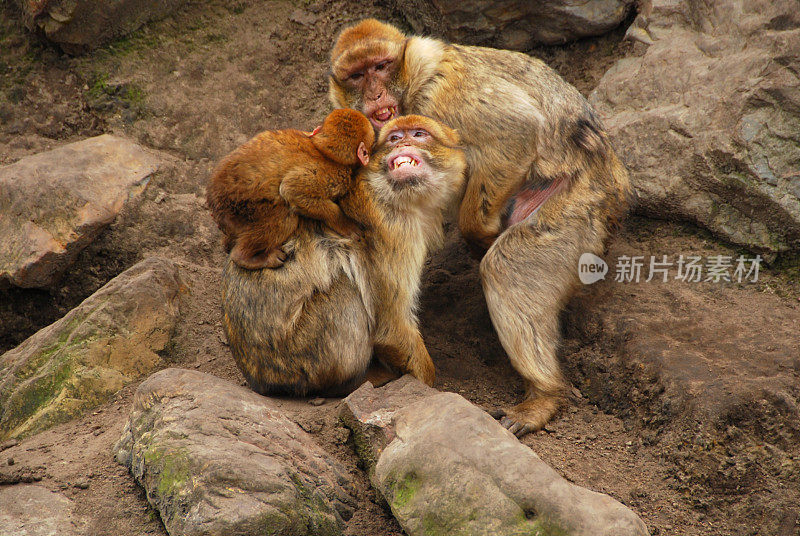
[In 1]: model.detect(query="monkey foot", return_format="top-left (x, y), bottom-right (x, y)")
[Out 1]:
top-left (365, 361), bottom-right (401, 387)
top-left (490, 395), bottom-right (564, 437)
top-left (262, 248), bottom-right (288, 269)
top-left (231, 247), bottom-right (288, 270)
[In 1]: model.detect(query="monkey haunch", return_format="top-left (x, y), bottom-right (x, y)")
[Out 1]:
top-left (206, 108), bottom-right (374, 270)
top-left (329, 19), bottom-right (632, 435)
top-left (222, 115), bottom-right (466, 396)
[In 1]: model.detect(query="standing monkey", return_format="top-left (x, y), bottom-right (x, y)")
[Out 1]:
top-left (328, 19), bottom-right (631, 435)
top-left (207, 108), bottom-right (374, 270)
top-left (222, 115), bottom-right (466, 396)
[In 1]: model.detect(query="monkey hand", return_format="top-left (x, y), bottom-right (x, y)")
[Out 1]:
top-left (327, 218), bottom-right (365, 243)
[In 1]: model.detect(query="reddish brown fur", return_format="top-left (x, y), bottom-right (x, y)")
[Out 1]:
top-left (221, 115), bottom-right (467, 396)
top-left (206, 108), bottom-right (375, 269)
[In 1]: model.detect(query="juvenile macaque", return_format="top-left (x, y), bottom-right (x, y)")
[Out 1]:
top-left (221, 115), bottom-right (466, 396)
top-left (206, 108), bottom-right (374, 269)
top-left (329, 19), bottom-right (632, 435)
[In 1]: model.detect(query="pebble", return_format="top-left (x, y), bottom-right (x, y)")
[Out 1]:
top-left (0, 439), bottom-right (19, 451)
top-left (74, 480), bottom-right (89, 490)
top-left (7, 458), bottom-right (14, 466)
top-left (308, 397), bottom-right (325, 406)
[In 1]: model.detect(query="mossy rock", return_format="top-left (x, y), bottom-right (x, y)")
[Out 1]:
top-left (0, 257), bottom-right (182, 440)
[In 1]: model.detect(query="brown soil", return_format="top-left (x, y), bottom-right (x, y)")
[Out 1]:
top-left (1, 2), bottom-right (799, 536)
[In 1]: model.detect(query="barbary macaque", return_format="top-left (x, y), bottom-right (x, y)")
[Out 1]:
top-left (221, 115), bottom-right (466, 396)
top-left (206, 108), bottom-right (374, 270)
top-left (329, 19), bottom-right (632, 435)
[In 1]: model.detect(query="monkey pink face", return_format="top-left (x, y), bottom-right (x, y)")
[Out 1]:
top-left (343, 56), bottom-right (401, 130)
top-left (383, 127), bottom-right (433, 187)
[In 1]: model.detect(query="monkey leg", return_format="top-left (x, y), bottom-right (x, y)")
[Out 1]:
top-left (480, 217), bottom-right (591, 436)
top-left (458, 160), bottom-right (528, 252)
top-left (280, 172), bottom-right (363, 239)
top-left (374, 323), bottom-right (436, 386)
top-left (229, 208), bottom-right (297, 270)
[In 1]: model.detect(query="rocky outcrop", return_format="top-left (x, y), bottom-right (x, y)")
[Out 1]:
top-left (591, 0), bottom-right (800, 253)
top-left (0, 134), bottom-right (160, 288)
top-left (564, 275), bottom-right (800, 497)
top-left (386, 0), bottom-right (635, 50)
top-left (115, 368), bottom-right (355, 536)
top-left (13, 0), bottom-right (188, 54)
top-left (340, 376), bottom-right (649, 536)
top-left (0, 484), bottom-right (87, 536)
top-left (0, 257), bottom-right (182, 441)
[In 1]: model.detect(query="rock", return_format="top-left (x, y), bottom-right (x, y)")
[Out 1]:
top-left (564, 275), bottom-right (800, 496)
top-left (0, 257), bottom-right (182, 441)
top-left (13, 0), bottom-right (188, 54)
top-left (115, 368), bottom-right (355, 536)
top-left (0, 484), bottom-right (87, 536)
top-left (0, 134), bottom-right (161, 288)
top-left (591, 0), bottom-right (800, 253)
top-left (385, 0), bottom-right (635, 49)
top-left (340, 376), bottom-right (649, 536)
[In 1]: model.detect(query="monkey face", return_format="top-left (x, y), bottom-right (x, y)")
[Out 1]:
top-left (385, 127), bottom-right (432, 185)
top-left (338, 57), bottom-right (400, 130)
top-left (329, 20), bottom-right (406, 131)
top-left (368, 115), bottom-right (467, 210)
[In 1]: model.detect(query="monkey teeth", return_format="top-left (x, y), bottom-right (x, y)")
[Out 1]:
top-left (374, 106), bottom-right (396, 122)
top-left (391, 156), bottom-right (419, 170)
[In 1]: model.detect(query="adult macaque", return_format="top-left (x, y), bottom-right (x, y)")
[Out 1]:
top-left (222, 115), bottom-right (466, 396)
top-left (207, 108), bottom-right (374, 270)
top-left (329, 19), bottom-right (632, 435)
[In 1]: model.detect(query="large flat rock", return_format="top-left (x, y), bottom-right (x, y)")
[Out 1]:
top-left (591, 0), bottom-right (800, 253)
top-left (0, 484), bottom-right (87, 536)
top-left (341, 376), bottom-right (649, 536)
top-left (114, 368), bottom-right (355, 536)
top-left (0, 256), bottom-right (182, 440)
top-left (0, 134), bottom-right (160, 288)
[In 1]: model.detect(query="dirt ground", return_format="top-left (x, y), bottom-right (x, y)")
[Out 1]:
top-left (1, 1), bottom-right (799, 535)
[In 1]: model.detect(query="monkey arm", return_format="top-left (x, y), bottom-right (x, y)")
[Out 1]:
top-left (279, 169), bottom-right (362, 239)
top-left (370, 261), bottom-right (435, 387)
top-left (373, 322), bottom-right (435, 387)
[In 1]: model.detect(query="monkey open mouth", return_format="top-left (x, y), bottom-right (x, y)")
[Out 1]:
top-left (389, 154), bottom-right (420, 170)
top-left (371, 106), bottom-right (397, 128)
top-left (386, 148), bottom-right (427, 188)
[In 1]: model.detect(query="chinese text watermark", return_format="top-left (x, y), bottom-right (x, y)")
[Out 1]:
top-left (578, 254), bottom-right (762, 285)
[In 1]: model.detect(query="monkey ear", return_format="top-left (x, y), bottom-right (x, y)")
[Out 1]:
top-left (357, 142), bottom-right (369, 166)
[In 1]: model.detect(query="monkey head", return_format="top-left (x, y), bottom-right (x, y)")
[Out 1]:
top-left (329, 19), bottom-right (407, 130)
top-left (310, 108), bottom-right (375, 167)
top-left (367, 115), bottom-right (466, 210)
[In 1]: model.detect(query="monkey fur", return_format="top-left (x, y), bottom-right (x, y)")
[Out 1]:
top-left (329, 19), bottom-right (632, 435)
top-left (221, 115), bottom-right (466, 396)
top-left (206, 108), bottom-right (374, 270)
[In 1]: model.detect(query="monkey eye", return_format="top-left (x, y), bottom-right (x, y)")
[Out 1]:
top-left (387, 132), bottom-right (403, 143)
top-left (412, 129), bottom-right (429, 138)
top-left (375, 60), bottom-right (391, 71)
top-left (349, 72), bottom-right (364, 81)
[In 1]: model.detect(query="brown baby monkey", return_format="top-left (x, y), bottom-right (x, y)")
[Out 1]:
top-left (221, 115), bottom-right (467, 396)
top-left (206, 108), bottom-right (375, 269)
